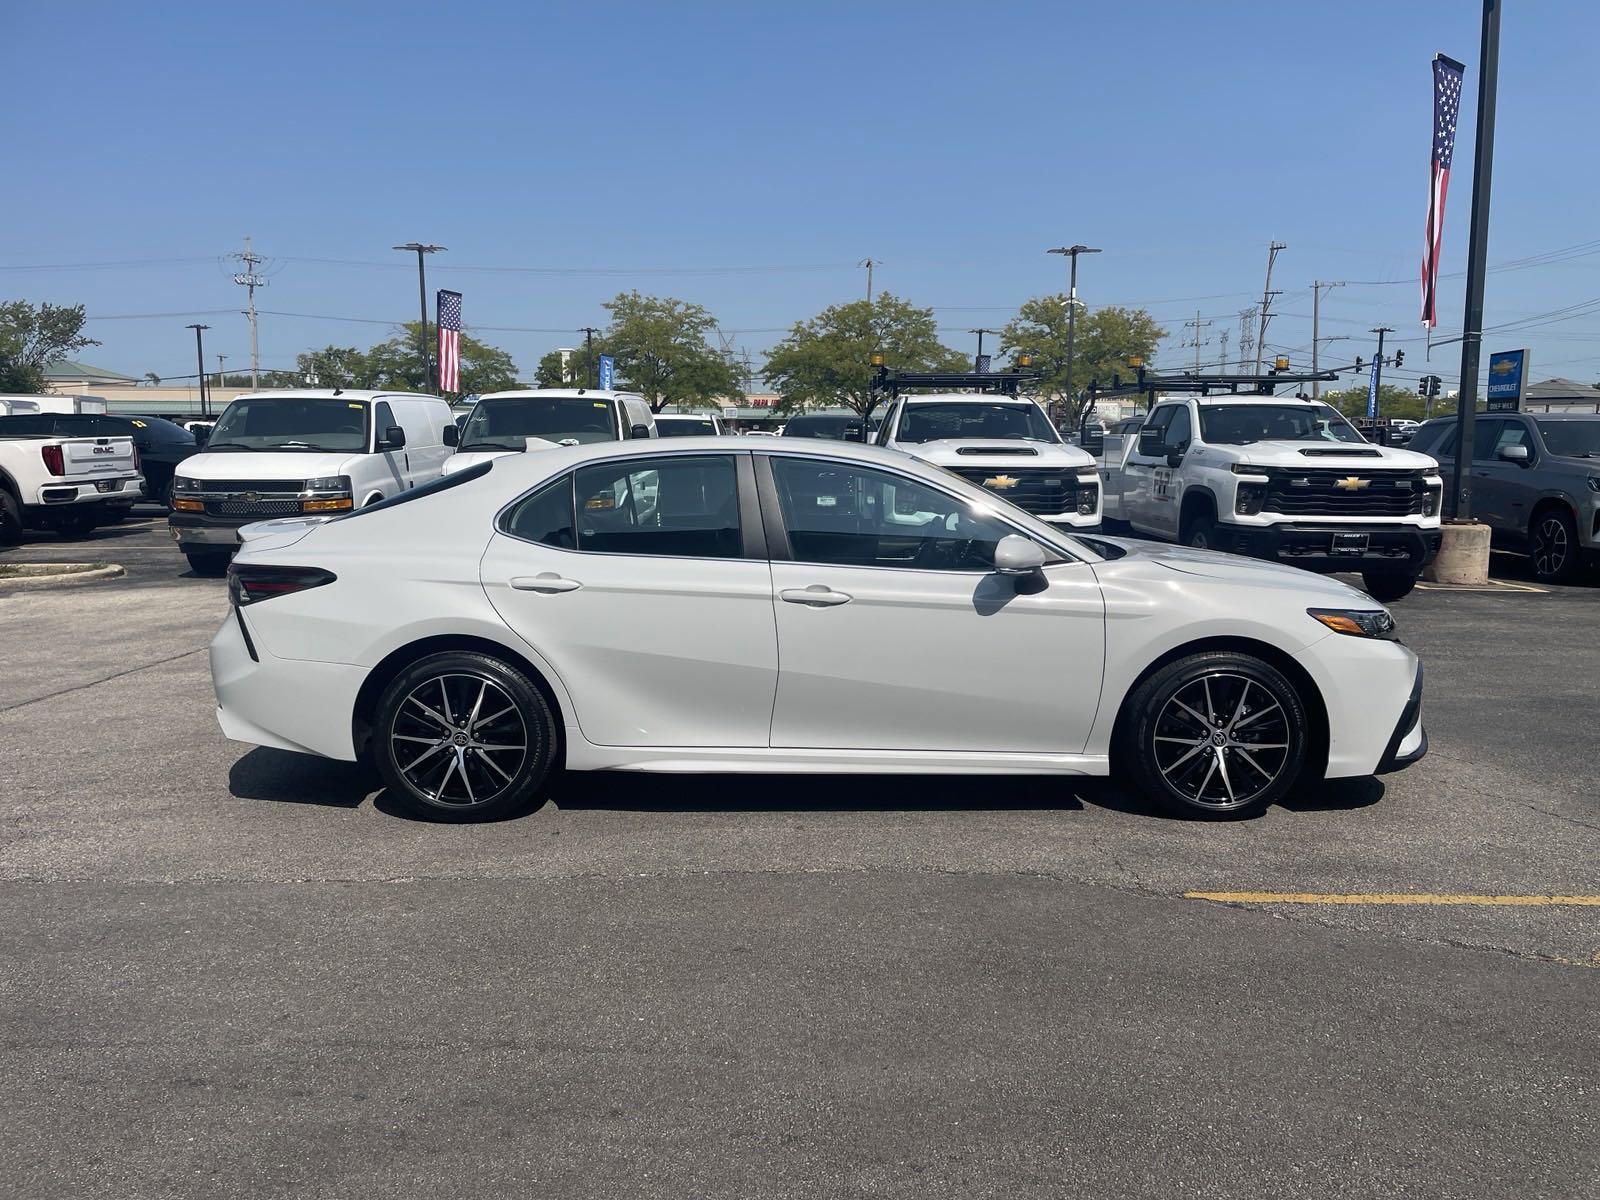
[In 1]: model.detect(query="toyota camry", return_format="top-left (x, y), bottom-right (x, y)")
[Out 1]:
top-left (211, 438), bottom-right (1426, 820)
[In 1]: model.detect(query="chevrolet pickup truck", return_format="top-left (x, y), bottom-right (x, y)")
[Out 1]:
top-left (1096, 393), bottom-right (1443, 600)
top-left (0, 421), bottom-right (141, 540)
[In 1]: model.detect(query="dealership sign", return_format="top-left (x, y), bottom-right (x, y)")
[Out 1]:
top-left (1486, 349), bottom-right (1529, 412)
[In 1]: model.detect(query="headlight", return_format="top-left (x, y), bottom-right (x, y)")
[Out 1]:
top-left (304, 475), bottom-right (350, 492)
top-left (1235, 482), bottom-right (1268, 516)
top-left (1308, 608), bottom-right (1397, 638)
top-left (1230, 463), bottom-right (1267, 475)
top-left (173, 476), bottom-right (200, 492)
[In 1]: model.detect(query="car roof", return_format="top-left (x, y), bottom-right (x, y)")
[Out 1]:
top-left (476, 388), bottom-right (647, 402)
top-left (230, 389), bottom-right (438, 403)
top-left (897, 393), bottom-right (1039, 405)
top-left (1187, 394), bottom-right (1330, 406)
top-left (653, 412), bottom-right (718, 420)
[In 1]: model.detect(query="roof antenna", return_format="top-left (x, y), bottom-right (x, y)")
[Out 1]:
top-left (333, 386), bottom-right (343, 396)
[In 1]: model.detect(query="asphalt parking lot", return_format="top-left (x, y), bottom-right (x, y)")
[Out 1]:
top-left (3, 513), bottom-right (1597, 1199)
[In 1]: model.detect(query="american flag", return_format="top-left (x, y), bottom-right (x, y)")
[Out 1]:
top-left (1422, 55), bottom-right (1464, 328)
top-left (437, 289), bottom-right (463, 392)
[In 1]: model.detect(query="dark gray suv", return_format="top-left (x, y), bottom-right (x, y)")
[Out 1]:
top-left (1410, 413), bottom-right (1600, 582)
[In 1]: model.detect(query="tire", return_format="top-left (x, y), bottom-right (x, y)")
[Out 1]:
top-left (55, 512), bottom-right (99, 537)
top-left (373, 651), bottom-right (558, 822)
top-left (0, 490), bottom-right (21, 545)
top-left (1529, 507), bottom-right (1579, 584)
top-left (184, 550), bottom-right (231, 577)
top-left (1183, 512), bottom-right (1216, 550)
top-left (1119, 651), bottom-right (1309, 818)
top-left (1360, 571), bottom-right (1418, 602)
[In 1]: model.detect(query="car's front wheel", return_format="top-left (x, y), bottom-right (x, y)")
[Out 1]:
top-left (1119, 651), bottom-right (1309, 818)
top-left (373, 651), bottom-right (558, 822)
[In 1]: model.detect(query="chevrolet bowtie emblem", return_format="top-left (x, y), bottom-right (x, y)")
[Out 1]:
top-left (1334, 476), bottom-right (1370, 491)
top-left (982, 475), bottom-right (1019, 490)
top-left (241, 492), bottom-right (260, 503)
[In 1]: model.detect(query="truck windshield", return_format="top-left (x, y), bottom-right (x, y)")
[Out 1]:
top-left (206, 399), bottom-right (370, 452)
top-left (897, 402), bottom-right (1060, 444)
top-left (1536, 420), bottom-right (1600, 458)
top-left (656, 417), bottom-right (718, 437)
top-left (1199, 403), bottom-right (1367, 446)
top-left (460, 398), bottom-right (618, 450)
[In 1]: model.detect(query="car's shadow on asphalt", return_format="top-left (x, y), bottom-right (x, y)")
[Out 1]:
top-left (227, 747), bottom-right (1385, 824)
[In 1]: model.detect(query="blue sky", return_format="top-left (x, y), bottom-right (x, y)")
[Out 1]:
top-left (4, 0), bottom-right (1598, 392)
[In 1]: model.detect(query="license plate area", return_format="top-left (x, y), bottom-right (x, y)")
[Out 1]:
top-left (95, 480), bottom-right (117, 493)
top-left (1330, 532), bottom-right (1370, 555)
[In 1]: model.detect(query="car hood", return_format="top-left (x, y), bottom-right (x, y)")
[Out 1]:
top-left (1091, 536), bottom-right (1378, 604)
top-left (1221, 441), bottom-right (1440, 471)
top-left (907, 439), bottom-right (1096, 467)
top-left (176, 450), bottom-right (363, 482)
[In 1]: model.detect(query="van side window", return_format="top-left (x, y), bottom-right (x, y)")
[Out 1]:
top-left (374, 402), bottom-right (396, 446)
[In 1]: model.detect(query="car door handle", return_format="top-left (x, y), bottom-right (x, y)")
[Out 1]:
top-left (510, 574), bottom-right (582, 594)
top-left (780, 585), bottom-right (852, 607)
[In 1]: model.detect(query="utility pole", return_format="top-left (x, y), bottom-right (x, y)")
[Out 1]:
top-left (186, 324), bottom-right (210, 417)
top-left (968, 327), bottom-right (1001, 372)
top-left (215, 353), bottom-right (227, 398)
top-left (1450, 0), bottom-right (1501, 522)
top-left (1254, 241), bottom-right (1287, 374)
top-left (230, 236), bottom-right (267, 388)
top-left (1047, 244), bottom-right (1101, 421)
top-left (393, 243), bottom-right (445, 392)
top-left (858, 258), bottom-right (881, 305)
top-left (1369, 327), bottom-right (1396, 419)
top-left (1311, 280), bottom-right (1344, 399)
top-left (1182, 310), bottom-right (1213, 372)
top-left (578, 326), bottom-right (600, 387)
top-left (1218, 329), bottom-right (1230, 373)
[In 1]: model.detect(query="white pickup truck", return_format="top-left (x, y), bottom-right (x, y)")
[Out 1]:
top-left (0, 423), bottom-right (141, 540)
top-left (1095, 393), bottom-right (1443, 600)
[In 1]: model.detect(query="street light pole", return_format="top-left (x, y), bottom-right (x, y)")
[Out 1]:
top-left (393, 243), bottom-right (445, 392)
top-left (186, 324), bottom-right (211, 417)
top-left (579, 326), bottom-right (600, 387)
top-left (968, 328), bottom-right (1001, 372)
top-left (1047, 245), bottom-right (1101, 422)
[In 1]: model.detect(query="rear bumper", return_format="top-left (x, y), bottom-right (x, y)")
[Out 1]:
top-left (1216, 521), bottom-right (1441, 573)
top-left (1376, 661), bottom-right (1427, 774)
top-left (210, 609), bottom-right (365, 761)
top-left (29, 475), bottom-right (141, 508)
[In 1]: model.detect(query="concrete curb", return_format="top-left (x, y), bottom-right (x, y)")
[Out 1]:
top-left (0, 563), bottom-right (126, 590)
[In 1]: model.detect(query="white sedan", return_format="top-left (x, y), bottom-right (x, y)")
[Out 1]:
top-left (211, 439), bottom-right (1426, 820)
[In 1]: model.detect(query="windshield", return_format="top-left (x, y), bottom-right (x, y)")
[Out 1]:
top-left (1536, 419), bottom-right (1600, 458)
top-left (1199, 402), bottom-right (1367, 445)
top-left (784, 415), bottom-right (872, 439)
top-left (460, 398), bottom-right (617, 450)
top-left (656, 417), bottom-right (717, 437)
top-left (207, 398), bottom-right (370, 452)
top-left (897, 401), bottom-right (1060, 445)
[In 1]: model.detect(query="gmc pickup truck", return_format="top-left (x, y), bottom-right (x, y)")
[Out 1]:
top-left (1095, 393), bottom-right (1443, 600)
top-left (0, 422), bottom-right (141, 540)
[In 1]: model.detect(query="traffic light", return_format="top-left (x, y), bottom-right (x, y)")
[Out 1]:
top-left (1418, 379), bottom-right (1428, 397)
top-left (1355, 357), bottom-right (1364, 371)
top-left (1430, 375), bottom-right (1443, 398)
top-left (1394, 349), bottom-right (1405, 366)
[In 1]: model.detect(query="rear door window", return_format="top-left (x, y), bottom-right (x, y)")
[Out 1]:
top-left (572, 454), bottom-right (741, 558)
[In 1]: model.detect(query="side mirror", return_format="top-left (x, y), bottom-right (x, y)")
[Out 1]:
top-left (1166, 447), bottom-right (1185, 468)
top-left (1498, 443), bottom-right (1529, 465)
top-left (192, 425), bottom-right (210, 446)
top-left (629, 422), bottom-right (652, 440)
top-left (1138, 427), bottom-right (1164, 458)
top-left (381, 424), bottom-right (406, 449)
top-left (442, 423), bottom-right (459, 447)
top-left (993, 534), bottom-right (1047, 577)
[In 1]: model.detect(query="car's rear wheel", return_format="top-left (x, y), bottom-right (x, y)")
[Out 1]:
top-left (1360, 571), bottom-right (1417, 602)
top-left (1120, 651), bottom-right (1308, 818)
top-left (1529, 508), bottom-right (1579, 584)
top-left (373, 651), bottom-right (558, 822)
top-left (0, 490), bottom-right (21, 544)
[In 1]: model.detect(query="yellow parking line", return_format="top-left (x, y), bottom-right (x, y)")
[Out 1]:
top-left (1184, 892), bottom-right (1600, 906)
top-left (1414, 580), bottom-right (1548, 593)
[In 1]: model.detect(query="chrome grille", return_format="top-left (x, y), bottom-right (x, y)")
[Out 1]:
top-left (946, 466), bottom-right (1087, 516)
top-left (207, 499), bottom-right (304, 517)
top-left (1262, 469), bottom-right (1428, 517)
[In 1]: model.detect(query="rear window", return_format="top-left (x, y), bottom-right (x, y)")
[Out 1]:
top-left (334, 460), bottom-right (493, 520)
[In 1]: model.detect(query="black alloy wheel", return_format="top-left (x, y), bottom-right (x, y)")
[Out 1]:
top-left (373, 651), bottom-right (558, 822)
top-left (1530, 508), bottom-right (1579, 584)
top-left (1121, 651), bottom-right (1308, 818)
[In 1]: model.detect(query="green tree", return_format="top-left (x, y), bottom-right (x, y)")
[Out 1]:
top-left (534, 344), bottom-right (602, 389)
top-left (294, 345), bottom-right (373, 389)
top-left (0, 301), bottom-right (100, 393)
top-left (1321, 384), bottom-right (1432, 423)
top-left (999, 298), bottom-right (1166, 425)
top-left (598, 291), bottom-right (739, 410)
top-left (363, 323), bottom-right (521, 395)
top-left (762, 293), bottom-right (969, 416)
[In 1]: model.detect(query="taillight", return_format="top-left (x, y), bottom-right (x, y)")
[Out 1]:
top-left (227, 564), bottom-right (337, 606)
top-left (133, 445), bottom-right (142, 473)
top-left (41, 444), bottom-right (64, 475)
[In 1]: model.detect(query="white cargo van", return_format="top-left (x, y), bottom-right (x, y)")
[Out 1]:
top-left (444, 389), bottom-right (657, 476)
top-left (169, 389), bottom-right (455, 574)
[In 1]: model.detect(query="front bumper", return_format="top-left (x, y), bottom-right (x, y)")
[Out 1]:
top-left (169, 510), bottom-right (248, 547)
top-left (1376, 661), bottom-right (1427, 774)
top-left (1215, 521), bottom-right (1441, 572)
